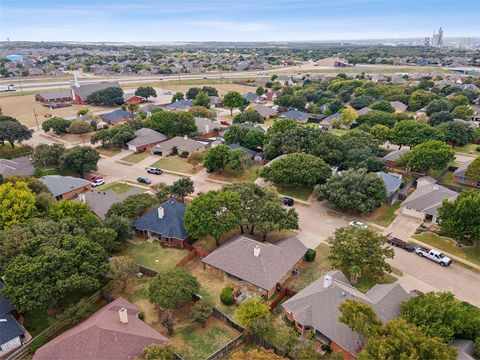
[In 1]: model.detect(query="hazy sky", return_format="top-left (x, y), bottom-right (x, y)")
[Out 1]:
top-left (1, 0), bottom-right (479, 42)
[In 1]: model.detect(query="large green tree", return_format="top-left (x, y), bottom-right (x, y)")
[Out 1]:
top-left (222, 91), bottom-right (248, 115)
top-left (338, 299), bottom-right (382, 338)
top-left (31, 143), bottom-right (66, 168)
top-left (148, 268), bottom-right (199, 309)
top-left (60, 146), bottom-right (100, 178)
top-left (234, 296), bottom-right (270, 331)
top-left (87, 87), bottom-right (124, 105)
top-left (41, 117), bottom-right (71, 135)
top-left (145, 111), bottom-right (196, 137)
top-left (465, 157), bottom-right (480, 181)
top-left (106, 193), bottom-right (157, 219)
top-left (436, 121), bottom-right (473, 147)
top-left (169, 178), bottom-right (194, 203)
top-left (398, 140), bottom-right (454, 172)
top-left (192, 91), bottom-right (211, 108)
top-left (203, 145), bottom-right (245, 174)
top-left (390, 120), bottom-right (438, 148)
top-left (0, 121), bottom-right (32, 148)
top-left (135, 86), bottom-right (157, 99)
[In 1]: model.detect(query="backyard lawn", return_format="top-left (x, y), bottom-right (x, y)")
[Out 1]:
top-left (437, 171), bottom-right (477, 190)
top-left (120, 151), bottom-right (151, 164)
top-left (98, 182), bottom-right (144, 194)
top-left (208, 165), bottom-right (259, 183)
top-left (413, 232), bottom-right (480, 266)
top-left (330, 129), bottom-right (348, 136)
top-left (275, 184), bottom-right (313, 201)
top-left (361, 202), bottom-right (401, 228)
top-left (120, 241), bottom-right (188, 272)
top-left (150, 156), bottom-right (201, 175)
top-left (455, 143), bottom-right (480, 156)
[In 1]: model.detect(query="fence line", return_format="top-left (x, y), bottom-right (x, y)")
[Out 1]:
top-left (205, 335), bottom-right (244, 360)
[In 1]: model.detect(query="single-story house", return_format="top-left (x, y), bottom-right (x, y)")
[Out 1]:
top-left (415, 106), bottom-right (428, 119)
top-left (0, 282), bottom-right (25, 357)
top-left (40, 175), bottom-right (92, 201)
top-left (0, 156), bottom-right (34, 177)
top-left (453, 159), bottom-right (479, 188)
top-left (251, 104), bottom-right (277, 119)
top-left (194, 117), bottom-right (222, 138)
top-left (238, 123), bottom-right (266, 133)
top-left (132, 199), bottom-right (190, 247)
top-left (79, 187), bottom-right (143, 220)
top-left (35, 90), bottom-right (72, 104)
top-left (281, 109), bottom-right (312, 123)
top-left (151, 136), bottom-right (208, 156)
top-left (165, 99), bottom-right (192, 111)
top-left (210, 96), bottom-right (222, 108)
top-left (126, 128), bottom-right (167, 152)
top-left (123, 93), bottom-right (145, 104)
top-left (261, 91), bottom-right (281, 102)
top-left (243, 92), bottom-right (260, 103)
top-left (33, 297), bottom-right (168, 360)
top-left (228, 143), bottom-right (262, 160)
top-left (389, 101), bottom-right (408, 113)
top-left (140, 103), bottom-right (163, 116)
top-left (382, 148), bottom-right (410, 168)
top-left (320, 112), bottom-right (341, 130)
top-left (377, 171), bottom-right (403, 205)
top-left (283, 271), bottom-right (411, 360)
top-left (71, 81), bottom-right (121, 105)
top-left (356, 107), bottom-right (372, 116)
top-left (202, 235), bottom-right (307, 298)
top-left (101, 109), bottom-right (134, 125)
top-left (401, 178), bottom-right (458, 223)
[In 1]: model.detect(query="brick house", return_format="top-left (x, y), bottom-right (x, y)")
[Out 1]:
top-left (100, 109), bottom-right (134, 125)
top-left (35, 90), bottom-right (72, 104)
top-left (70, 81), bottom-right (121, 105)
top-left (382, 148), bottom-right (410, 168)
top-left (126, 128), bottom-right (167, 152)
top-left (453, 159), bottom-right (479, 188)
top-left (202, 236), bottom-right (307, 298)
top-left (40, 175), bottom-right (92, 201)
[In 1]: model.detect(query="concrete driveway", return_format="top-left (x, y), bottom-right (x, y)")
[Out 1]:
top-left (383, 213), bottom-right (423, 240)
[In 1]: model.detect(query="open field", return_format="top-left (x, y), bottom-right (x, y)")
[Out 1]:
top-left (123, 82), bottom-right (256, 95)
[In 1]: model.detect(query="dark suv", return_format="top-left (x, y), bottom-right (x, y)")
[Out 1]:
top-left (283, 197), bottom-right (294, 206)
top-left (137, 177), bottom-right (152, 185)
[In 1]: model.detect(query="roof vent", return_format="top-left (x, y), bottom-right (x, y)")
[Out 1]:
top-left (158, 206), bottom-right (164, 219)
top-left (324, 275), bottom-right (332, 288)
top-left (0, 318), bottom-right (7, 323)
top-left (118, 307), bottom-right (128, 324)
top-left (253, 245), bottom-right (261, 257)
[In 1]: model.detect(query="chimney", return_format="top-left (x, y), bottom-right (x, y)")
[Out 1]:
top-left (205, 124), bottom-right (209, 133)
top-left (323, 274), bottom-right (332, 288)
top-left (253, 245), bottom-right (261, 257)
top-left (158, 206), bottom-right (164, 219)
top-left (118, 307), bottom-right (128, 324)
top-left (183, 135), bottom-right (188, 141)
top-left (79, 193), bottom-right (86, 203)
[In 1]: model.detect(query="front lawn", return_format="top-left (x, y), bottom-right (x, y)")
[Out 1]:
top-left (455, 143), bottom-right (480, 156)
top-left (413, 232), bottom-right (480, 266)
top-left (151, 156), bottom-right (201, 175)
top-left (98, 182), bottom-right (144, 194)
top-left (96, 146), bottom-right (122, 157)
top-left (356, 272), bottom-right (398, 293)
top-left (120, 241), bottom-right (188, 272)
top-left (361, 202), bottom-right (401, 228)
top-left (120, 151), bottom-right (151, 164)
top-left (208, 165), bottom-right (259, 183)
top-left (330, 129), bottom-right (348, 136)
top-left (275, 184), bottom-right (313, 201)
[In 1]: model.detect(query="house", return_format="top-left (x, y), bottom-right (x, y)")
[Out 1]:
top-left (251, 104), bottom-right (277, 119)
top-left (389, 101), bottom-right (408, 113)
top-left (79, 187), bottom-right (143, 220)
top-left (261, 91), bottom-right (281, 102)
top-left (33, 297), bottom-right (168, 360)
top-left (281, 109), bottom-right (312, 123)
top-left (123, 93), bottom-right (145, 104)
top-left (315, 57), bottom-right (350, 67)
top-left (469, 105), bottom-right (480, 122)
top-left (70, 81), bottom-right (121, 105)
top-left (415, 106), bottom-right (428, 119)
top-left (401, 177), bottom-right (458, 223)
top-left (283, 271), bottom-right (411, 360)
top-left (101, 109), bottom-right (134, 125)
top-left (40, 175), bottom-right (91, 201)
top-left (194, 117), bottom-right (222, 137)
top-left (319, 112), bottom-right (341, 130)
top-left (132, 199), bottom-right (190, 247)
top-left (151, 136), bottom-right (208, 156)
top-left (453, 160), bottom-right (479, 188)
top-left (35, 90), bottom-right (72, 104)
top-left (126, 128), bottom-right (167, 152)
top-left (209, 96), bottom-right (222, 108)
top-left (202, 235), bottom-right (307, 298)
top-left (0, 156), bottom-right (34, 177)
top-left (228, 143), bottom-right (262, 159)
top-left (243, 92), bottom-right (260, 103)
top-left (453, 339), bottom-right (477, 360)
top-left (166, 99), bottom-right (192, 111)
top-left (356, 107), bottom-right (372, 116)
top-left (377, 171), bottom-right (403, 205)
top-left (0, 282), bottom-right (25, 357)
top-left (382, 148), bottom-right (409, 168)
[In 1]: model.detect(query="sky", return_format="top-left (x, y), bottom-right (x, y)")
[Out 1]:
top-left (1, 0), bottom-right (479, 42)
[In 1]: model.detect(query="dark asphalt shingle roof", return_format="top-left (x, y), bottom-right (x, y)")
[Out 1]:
top-left (81, 187), bottom-right (143, 220)
top-left (0, 157), bottom-right (34, 177)
top-left (126, 128), bottom-right (167, 148)
top-left (132, 199), bottom-right (188, 240)
top-left (281, 109), bottom-right (311, 121)
top-left (243, 92), bottom-right (259, 102)
top-left (40, 175), bottom-right (90, 197)
top-left (0, 283), bottom-right (24, 345)
top-left (228, 143), bottom-right (260, 157)
top-left (166, 99), bottom-right (192, 110)
top-left (101, 109), bottom-right (134, 123)
top-left (377, 171), bottom-right (402, 196)
top-left (0, 283), bottom-right (14, 315)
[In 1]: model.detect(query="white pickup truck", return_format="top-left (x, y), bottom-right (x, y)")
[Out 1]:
top-left (415, 247), bottom-right (452, 267)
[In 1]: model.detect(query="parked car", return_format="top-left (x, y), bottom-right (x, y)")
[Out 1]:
top-left (283, 197), bottom-right (294, 206)
top-left (147, 167), bottom-right (163, 175)
top-left (91, 178), bottom-right (105, 187)
top-left (387, 236), bottom-right (416, 252)
top-left (415, 247), bottom-right (452, 266)
top-left (90, 175), bottom-right (103, 182)
top-left (137, 177), bottom-right (152, 185)
top-left (349, 220), bottom-right (368, 229)
top-left (220, 120), bottom-right (231, 126)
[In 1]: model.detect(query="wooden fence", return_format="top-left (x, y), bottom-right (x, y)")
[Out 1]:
top-left (205, 335), bottom-right (244, 360)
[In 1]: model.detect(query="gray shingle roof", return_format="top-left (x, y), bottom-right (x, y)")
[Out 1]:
top-left (101, 109), bottom-right (133, 123)
top-left (71, 81), bottom-right (121, 100)
top-left (377, 171), bottom-right (402, 196)
top-left (0, 283), bottom-right (24, 346)
top-left (166, 99), bottom-right (192, 110)
top-left (390, 101), bottom-right (407, 112)
top-left (282, 270), bottom-right (410, 357)
top-left (132, 199), bottom-right (188, 240)
top-left (0, 157), bottom-right (34, 177)
top-left (382, 148), bottom-right (410, 162)
top-left (40, 175), bottom-right (91, 197)
top-left (282, 109), bottom-right (311, 121)
top-left (356, 107), bottom-right (372, 116)
top-left (126, 128), bottom-right (167, 148)
top-left (37, 90), bottom-right (72, 100)
top-left (152, 136), bottom-right (207, 154)
top-left (81, 187), bottom-right (143, 220)
top-left (202, 236), bottom-right (307, 291)
top-left (453, 159), bottom-right (473, 178)
top-left (194, 117), bottom-right (222, 134)
top-left (252, 104), bottom-right (277, 118)
top-left (243, 92), bottom-right (259, 102)
top-left (401, 182), bottom-right (458, 217)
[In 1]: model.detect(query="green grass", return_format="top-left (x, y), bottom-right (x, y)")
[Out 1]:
top-left (120, 241), bottom-right (188, 272)
top-left (151, 156), bottom-right (200, 174)
top-left (208, 165), bottom-right (259, 183)
top-left (362, 202), bottom-right (401, 228)
top-left (175, 322), bottom-right (239, 360)
top-left (120, 151), bottom-right (151, 164)
top-left (330, 128), bottom-right (348, 136)
top-left (98, 182), bottom-right (143, 194)
top-left (23, 309), bottom-right (56, 337)
top-left (413, 232), bottom-right (480, 266)
top-left (275, 184), bottom-right (313, 201)
top-left (35, 167), bottom-right (71, 177)
top-left (437, 171), bottom-right (478, 190)
top-left (455, 143), bottom-right (480, 156)
top-left (356, 272), bottom-right (398, 293)
top-left (96, 146), bottom-right (122, 157)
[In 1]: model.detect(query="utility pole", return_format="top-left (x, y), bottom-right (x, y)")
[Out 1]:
top-left (33, 108), bottom-right (40, 130)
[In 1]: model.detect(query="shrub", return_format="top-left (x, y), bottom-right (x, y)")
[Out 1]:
top-left (29, 335), bottom-right (47, 354)
top-left (305, 248), bottom-right (316, 262)
top-left (179, 150), bottom-right (189, 158)
top-left (474, 337), bottom-right (480, 357)
top-left (138, 311), bottom-right (145, 321)
top-left (476, 146), bottom-right (480, 152)
top-left (220, 285), bottom-right (235, 305)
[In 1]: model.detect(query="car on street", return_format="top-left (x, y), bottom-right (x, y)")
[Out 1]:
top-left (91, 178), bottom-right (105, 187)
top-left (147, 167), bottom-right (163, 175)
top-left (137, 177), bottom-right (152, 185)
top-left (387, 236), bottom-right (416, 252)
top-left (415, 247), bottom-right (452, 266)
top-left (283, 197), bottom-right (294, 206)
top-left (90, 175), bottom-right (103, 182)
top-left (349, 220), bottom-right (368, 229)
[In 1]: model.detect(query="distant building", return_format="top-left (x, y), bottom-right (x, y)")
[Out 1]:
top-left (6, 54), bottom-right (23, 62)
top-left (151, 136), bottom-right (208, 156)
top-left (35, 90), bottom-right (72, 104)
top-left (315, 57), bottom-right (350, 67)
top-left (70, 78), bottom-right (121, 105)
top-left (126, 128), bottom-right (167, 152)
top-left (432, 27), bottom-right (444, 48)
top-left (101, 109), bottom-right (134, 125)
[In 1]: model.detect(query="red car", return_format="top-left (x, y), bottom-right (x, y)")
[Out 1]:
top-left (90, 175), bottom-right (103, 182)
top-left (220, 120), bottom-right (231, 126)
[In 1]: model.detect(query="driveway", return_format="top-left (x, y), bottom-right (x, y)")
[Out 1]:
top-left (383, 213), bottom-right (422, 240)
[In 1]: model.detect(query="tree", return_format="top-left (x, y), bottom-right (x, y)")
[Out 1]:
top-left (126, 102), bottom-right (140, 114)
top-left (452, 104), bottom-right (473, 120)
top-left (233, 110), bottom-right (264, 124)
top-left (148, 268), bottom-right (199, 309)
top-left (369, 124), bottom-right (390, 142)
top-left (350, 96), bottom-right (372, 110)
top-left (438, 190), bottom-right (480, 244)
top-left (234, 296), bottom-right (270, 331)
top-left (42, 117), bottom-right (70, 135)
top-left (200, 86), bottom-right (218, 97)
top-left (242, 128), bottom-right (265, 149)
top-left (192, 91), bottom-right (211, 108)
top-left (190, 300), bottom-right (212, 326)
top-left (188, 106), bottom-right (216, 119)
top-left (187, 151), bottom-right (204, 169)
top-left (231, 349), bottom-right (287, 360)
top-left (428, 111), bottom-right (454, 126)
top-left (340, 106), bottom-right (358, 127)
top-left (146, 111), bottom-right (196, 137)
top-left (169, 178), bottom-right (194, 203)
top-left (171, 92), bottom-right (184, 102)
top-left (465, 157), bottom-right (480, 181)
top-left (427, 99), bottom-right (452, 115)
top-left (259, 153), bottom-right (331, 186)
top-left (60, 146), bottom-right (100, 178)
top-left (408, 90), bottom-right (437, 111)
top-left (356, 110), bottom-right (396, 128)
top-left (437, 121), bottom-right (473, 147)
top-left (88, 227), bottom-right (119, 252)
top-left (0, 181), bottom-right (36, 229)
top-left (31, 143), bottom-right (65, 168)
top-left (370, 101), bottom-right (395, 113)
top-left (203, 145), bottom-right (245, 174)
top-left (183, 190), bottom-right (242, 247)
top-left (142, 344), bottom-right (176, 360)
top-left (315, 168), bottom-right (386, 214)
top-left (256, 86), bottom-right (265, 96)
top-left (449, 94), bottom-right (469, 107)
top-left (328, 227), bottom-right (393, 283)
top-left (108, 256), bottom-right (138, 293)
top-left (87, 87), bottom-right (124, 105)
top-left (0, 121), bottom-right (32, 148)
top-left (399, 140), bottom-right (454, 172)
top-left (222, 91), bottom-right (247, 115)
top-left (135, 86), bottom-right (157, 100)
top-left (339, 299), bottom-right (382, 338)
top-left (68, 120), bottom-right (92, 134)
top-left (390, 120), bottom-right (439, 148)
top-left (186, 87), bottom-right (200, 100)
top-left (106, 193), bottom-right (157, 219)
top-left (103, 215), bottom-right (133, 242)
